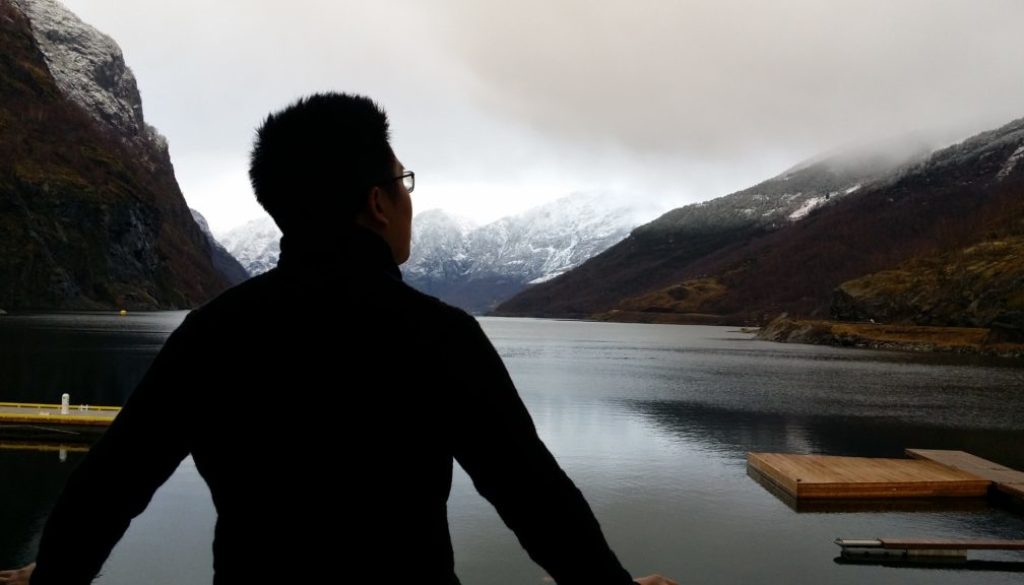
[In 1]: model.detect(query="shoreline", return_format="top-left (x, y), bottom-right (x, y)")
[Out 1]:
top-left (757, 318), bottom-right (1024, 359)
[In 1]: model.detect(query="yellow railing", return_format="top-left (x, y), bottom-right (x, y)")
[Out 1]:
top-left (0, 441), bottom-right (91, 453)
top-left (0, 413), bottom-right (116, 425)
top-left (0, 401), bottom-right (121, 412)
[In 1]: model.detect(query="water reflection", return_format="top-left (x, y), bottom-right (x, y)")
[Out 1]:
top-left (2, 315), bottom-right (1023, 585)
top-left (0, 449), bottom-right (84, 568)
top-left (625, 398), bottom-right (1024, 470)
top-left (834, 556), bottom-right (1024, 573)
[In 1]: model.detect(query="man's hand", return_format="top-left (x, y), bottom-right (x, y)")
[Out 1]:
top-left (635, 575), bottom-right (679, 585)
top-left (0, 562), bottom-right (35, 585)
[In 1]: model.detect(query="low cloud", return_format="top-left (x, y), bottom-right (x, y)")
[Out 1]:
top-left (58, 0), bottom-right (1024, 230)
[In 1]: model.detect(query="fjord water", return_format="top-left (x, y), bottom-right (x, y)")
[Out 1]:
top-left (1, 313), bottom-right (1022, 584)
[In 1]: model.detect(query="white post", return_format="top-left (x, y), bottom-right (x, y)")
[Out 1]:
top-left (61, 393), bottom-right (70, 415)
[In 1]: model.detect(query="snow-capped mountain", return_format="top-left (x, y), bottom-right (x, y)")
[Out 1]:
top-left (468, 192), bottom-right (650, 284)
top-left (406, 210), bottom-right (477, 283)
top-left (404, 192), bottom-right (658, 313)
top-left (218, 216), bottom-right (282, 277)
top-left (14, 0), bottom-right (168, 163)
top-left (215, 193), bottom-right (654, 313)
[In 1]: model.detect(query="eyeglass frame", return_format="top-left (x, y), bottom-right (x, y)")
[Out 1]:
top-left (392, 170), bottom-right (414, 193)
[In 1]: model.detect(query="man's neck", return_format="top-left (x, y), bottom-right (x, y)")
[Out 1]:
top-left (276, 224), bottom-right (401, 281)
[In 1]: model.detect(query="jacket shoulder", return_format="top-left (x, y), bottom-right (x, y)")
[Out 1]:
top-left (395, 280), bottom-right (469, 315)
top-left (185, 270), bottom-right (282, 326)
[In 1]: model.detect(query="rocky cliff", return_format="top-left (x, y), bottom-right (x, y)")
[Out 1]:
top-left (0, 0), bottom-right (233, 310)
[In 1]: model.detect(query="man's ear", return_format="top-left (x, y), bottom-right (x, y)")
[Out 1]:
top-left (360, 186), bottom-right (391, 229)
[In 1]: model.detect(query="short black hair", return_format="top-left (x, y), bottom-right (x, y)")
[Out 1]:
top-left (248, 92), bottom-right (393, 233)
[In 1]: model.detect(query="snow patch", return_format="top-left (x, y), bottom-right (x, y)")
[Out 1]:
top-left (788, 197), bottom-right (824, 220)
top-left (998, 145), bottom-right (1024, 180)
top-left (13, 0), bottom-right (165, 150)
top-left (529, 270), bottom-right (566, 285)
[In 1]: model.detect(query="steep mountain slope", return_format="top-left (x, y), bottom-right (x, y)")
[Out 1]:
top-left (606, 117), bottom-right (1024, 324)
top-left (0, 0), bottom-right (232, 309)
top-left (190, 209), bottom-right (249, 286)
top-left (494, 139), bottom-right (931, 318)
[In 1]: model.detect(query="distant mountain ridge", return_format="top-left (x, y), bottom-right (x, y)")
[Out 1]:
top-left (0, 0), bottom-right (234, 310)
top-left (218, 193), bottom-right (657, 314)
top-left (404, 192), bottom-right (657, 313)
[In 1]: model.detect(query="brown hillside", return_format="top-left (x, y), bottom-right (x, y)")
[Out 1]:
top-left (494, 135), bottom-right (932, 318)
top-left (613, 172), bottom-right (1023, 325)
top-left (499, 115), bottom-right (1024, 325)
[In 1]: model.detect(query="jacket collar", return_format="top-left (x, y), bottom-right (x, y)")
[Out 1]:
top-left (276, 224), bottom-right (403, 281)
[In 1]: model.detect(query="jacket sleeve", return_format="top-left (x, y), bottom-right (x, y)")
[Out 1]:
top-left (448, 315), bottom-right (636, 585)
top-left (31, 311), bottom-right (201, 585)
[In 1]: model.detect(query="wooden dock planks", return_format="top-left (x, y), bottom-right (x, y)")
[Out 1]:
top-left (1002, 483), bottom-right (1024, 499)
top-left (907, 449), bottom-right (1024, 498)
top-left (747, 452), bottom-right (991, 499)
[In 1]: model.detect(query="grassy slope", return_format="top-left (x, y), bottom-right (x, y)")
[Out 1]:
top-left (606, 136), bottom-right (1024, 325)
top-left (758, 318), bottom-right (1023, 358)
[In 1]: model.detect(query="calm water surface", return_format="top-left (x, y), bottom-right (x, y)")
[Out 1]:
top-left (1, 313), bottom-right (1023, 584)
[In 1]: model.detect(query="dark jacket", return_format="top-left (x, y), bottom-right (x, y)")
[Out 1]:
top-left (32, 226), bottom-right (636, 585)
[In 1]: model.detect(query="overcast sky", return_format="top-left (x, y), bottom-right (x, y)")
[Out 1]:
top-left (60, 0), bottom-right (1024, 234)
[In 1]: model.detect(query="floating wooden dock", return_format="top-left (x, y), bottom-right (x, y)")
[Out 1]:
top-left (748, 452), bottom-right (990, 499)
top-left (748, 449), bottom-right (1024, 505)
top-left (836, 538), bottom-right (1024, 570)
top-left (0, 401), bottom-right (119, 443)
top-left (0, 401), bottom-right (120, 426)
top-left (836, 537), bottom-right (1024, 558)
top-left (0, 440), bottom-right (91, 454)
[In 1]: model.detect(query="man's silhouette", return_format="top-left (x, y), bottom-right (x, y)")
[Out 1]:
top-left (2, 93), bottom-right (675, 585)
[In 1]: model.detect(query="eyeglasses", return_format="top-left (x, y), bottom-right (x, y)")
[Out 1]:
top-left (394, 170), bottom-right (414, 193)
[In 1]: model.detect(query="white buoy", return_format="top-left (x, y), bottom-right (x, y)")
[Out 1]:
top-left (61, 393), bottom-right (70, 415)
